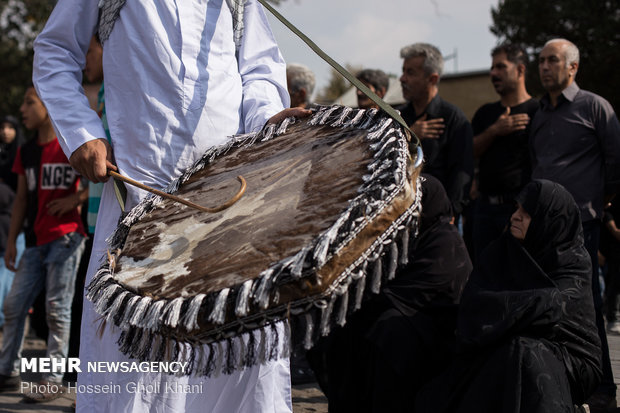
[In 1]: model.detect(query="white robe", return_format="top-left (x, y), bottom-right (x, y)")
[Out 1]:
top-left (33, 0), bottom-right (292, 411)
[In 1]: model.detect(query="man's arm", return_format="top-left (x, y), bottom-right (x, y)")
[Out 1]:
top-left (445, 111), bottom-right (474, 216)
top-left (410, 114), bottom-right (445, 140)
top-left (594, 97), bottom-right (620, 198)
top-left (605, 217), bottom-right (620, 242)
top-left (267, 108), bottom-right (312, 125)
top-left (473, 107), bottom-right (530, 158)
top-left (33, 0), bottom-right (112, 181)
top-left (69, 138), bottom-right (116, 183)
top-left (237, 0), bottom-right (291, 132)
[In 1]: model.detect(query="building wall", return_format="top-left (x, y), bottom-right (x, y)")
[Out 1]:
top-left (439, 70), bottom-right (496, 121)
top-left (334, 70), bottom-right (496, 121)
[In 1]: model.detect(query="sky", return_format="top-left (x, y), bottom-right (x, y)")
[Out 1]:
top-left (267, 0), bottom-right (501, 96)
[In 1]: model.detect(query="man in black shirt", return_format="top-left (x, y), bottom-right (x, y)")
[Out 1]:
top-left (356, 69), bottom-right (389, 110)
top-left (531, 38), bottom-right (620, 410)
top-left (471, 44), bottom-right (538, 259)
top-left (395, 43), bottom-right (473, 219)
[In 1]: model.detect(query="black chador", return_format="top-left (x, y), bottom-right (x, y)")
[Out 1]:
top-left (416, 180), bottom-right (602, 412)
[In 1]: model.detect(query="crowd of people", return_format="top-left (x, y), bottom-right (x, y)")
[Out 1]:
top-left (0, 0), bottom-right (618, 412)
top-left (286, 39), bottom-right (620, 412)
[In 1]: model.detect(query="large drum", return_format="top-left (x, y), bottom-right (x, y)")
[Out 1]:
top-left (87, 105), bottom-right (423, 376)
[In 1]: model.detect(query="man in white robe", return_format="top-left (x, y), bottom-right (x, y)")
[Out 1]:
top-left (33, 0), bottom-right (305, 411)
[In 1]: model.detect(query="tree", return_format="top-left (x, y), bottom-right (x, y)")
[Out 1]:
top-left (490, 0), bottom-right (620, 111)
top-left (0, 0), bottom-right (54, 118)
top-left (315, 65), bottom-right (362, 105)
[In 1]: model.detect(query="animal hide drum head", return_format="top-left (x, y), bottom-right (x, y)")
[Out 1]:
top-left (87, 105), bottom-right (423, 376)
top-left (115, 124), bottom-right (371, 298)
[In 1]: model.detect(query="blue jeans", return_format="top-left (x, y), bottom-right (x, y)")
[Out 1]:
top-left (0, 232), bottom-right (85, 382)
top-left (0, 233), bottom-right (25, 327)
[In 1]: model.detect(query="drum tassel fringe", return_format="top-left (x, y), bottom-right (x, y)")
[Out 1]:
top-left (87, 105), bottom-right (423, 377)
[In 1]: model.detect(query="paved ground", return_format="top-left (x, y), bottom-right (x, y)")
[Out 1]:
top-left (608, 332), bottom-right (620, 412)
top-left (0, 330), bottom-right (619, 412)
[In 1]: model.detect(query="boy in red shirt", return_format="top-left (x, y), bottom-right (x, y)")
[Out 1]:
top-left (0, 86), bottom-right (86, 401)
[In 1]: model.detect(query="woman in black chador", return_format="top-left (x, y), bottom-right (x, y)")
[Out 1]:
top-left (0, 115), bottom-right (24, 192)
top-left (416, 179), bottom-right (602, 412)
top-left (309, 174), bottom-right (472, 413)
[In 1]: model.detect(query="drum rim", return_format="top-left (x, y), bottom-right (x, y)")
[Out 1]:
top-left (86, 104), bottom-right (424, 376)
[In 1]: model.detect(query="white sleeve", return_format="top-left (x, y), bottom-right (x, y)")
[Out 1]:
top-left (33, 0), bottom-right (106, 159)
top-left (237, 0), bottom-right (291, 133)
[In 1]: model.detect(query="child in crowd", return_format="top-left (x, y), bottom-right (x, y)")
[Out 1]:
top-left (0, 86), bottom-right (86, 402)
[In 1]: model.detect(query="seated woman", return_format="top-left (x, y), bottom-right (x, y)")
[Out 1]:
top-left (308, 174), bottom-right (472, 413)
top-left (416, 179), bottom-right (602, 412)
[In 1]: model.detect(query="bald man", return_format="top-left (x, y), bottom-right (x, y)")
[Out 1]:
top-left (530, 38), bottom-right (620, 410)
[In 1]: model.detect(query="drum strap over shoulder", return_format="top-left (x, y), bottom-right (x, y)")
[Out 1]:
top-left (256, 0), bottom-right (420, 147)
top-left (226, 0), bottom-right (246, 50)
top-left (97, 0), bottom-right (247, 49)
top-left (97, 0), bottom-right (421, 148)
top-left (96, 0), bottom-right (124, 45)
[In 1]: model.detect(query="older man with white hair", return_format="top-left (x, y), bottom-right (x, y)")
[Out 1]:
top-left (286, 63), bottom-right (316, 109)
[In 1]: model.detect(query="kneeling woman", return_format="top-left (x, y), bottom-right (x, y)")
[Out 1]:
top-left (416, 180), bottom-right (602, 412)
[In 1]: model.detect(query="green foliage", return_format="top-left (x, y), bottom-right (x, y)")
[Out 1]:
top-left (491, 0), bottom-right (620, 111)
top-left (0, 0), bottom-right (54, 118)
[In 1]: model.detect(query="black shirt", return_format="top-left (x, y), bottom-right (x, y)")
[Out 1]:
top-left (19, 138), bottom-right (43, 247)
top-left (473, 98), bottom-right (539, 195)
top-left (0, 140), bottom-right (19, 192)
top-left (396, 95), bottom-right (473, 215)
top-left (0, 182), bottom-right (14, 251)
top-left (531, 82), bottom-right (620, 221)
